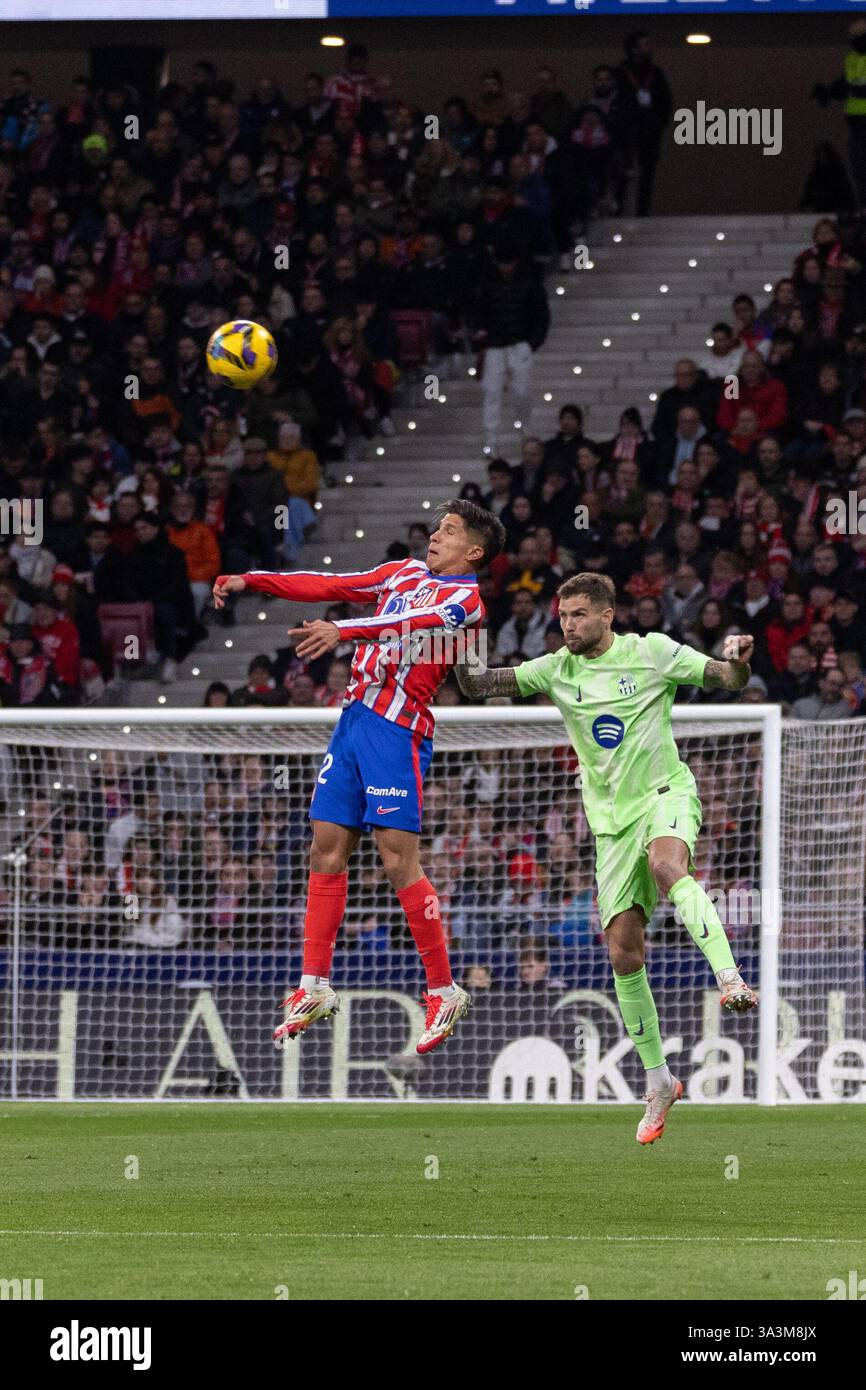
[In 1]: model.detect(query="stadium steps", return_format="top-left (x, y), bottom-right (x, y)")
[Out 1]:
top-left (135, 212), bottom-right (815, 708)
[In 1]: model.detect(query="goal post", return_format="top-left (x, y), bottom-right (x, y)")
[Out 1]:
top-left (0, 703), bottom-right (863, 1104)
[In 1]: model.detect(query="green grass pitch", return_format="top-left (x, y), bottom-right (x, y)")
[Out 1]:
top-left (1, 1104), bottom-right (864, 1301)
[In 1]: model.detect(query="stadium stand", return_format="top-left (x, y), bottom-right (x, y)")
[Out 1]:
top-left (1, 48), bottom-right (866, 961)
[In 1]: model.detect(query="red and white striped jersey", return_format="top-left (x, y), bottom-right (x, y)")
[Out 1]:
top-left (323, 73), bottom-right (375, 117)
top-left (243, 559), bottom-right (484, 738)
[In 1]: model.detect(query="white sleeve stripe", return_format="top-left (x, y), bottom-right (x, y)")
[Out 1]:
top-left (338, 607), bottom-right (448, 629)
top-left (339, 600), bottom-right (480, 631)
top-left (247, 567), bottom-right (391, 591)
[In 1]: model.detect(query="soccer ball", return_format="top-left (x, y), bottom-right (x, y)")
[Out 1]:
top-left (206, 319), bottom-right (277, 389)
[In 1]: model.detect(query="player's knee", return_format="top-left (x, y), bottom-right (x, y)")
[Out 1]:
top-left (310, 847), bottom-right (347, 874)
top-left (649, 854), bottom-right (683, 895)
top-left (310, 830), bottom-right (350, 875)
top-left (609, 945), bottom-right (645, 977)
top-left (377, 845), bottom-right (420, 888)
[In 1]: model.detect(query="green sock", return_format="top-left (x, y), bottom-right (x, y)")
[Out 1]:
top-left (669, 874), bottom-right (736, 973)
top-left (613, 966), bottom-right (665, 1069)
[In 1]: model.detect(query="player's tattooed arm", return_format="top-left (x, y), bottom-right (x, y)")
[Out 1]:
top-left (703, 634), bottom-right (755, 691)
top-left (454, 663), bottom-right (521, 699)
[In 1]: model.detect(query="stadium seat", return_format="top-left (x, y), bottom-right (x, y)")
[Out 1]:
top-left (389, 310), bottom-right (433, 372)
top-left (97, 602), bottom-right (157, 678)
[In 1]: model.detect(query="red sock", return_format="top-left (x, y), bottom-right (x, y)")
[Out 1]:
top-left (397, 876), bottom-right (452, 991)
top-left (302, 870), bottom-right (348, 977)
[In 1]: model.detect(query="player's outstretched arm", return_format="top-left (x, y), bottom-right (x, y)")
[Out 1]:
top-left (703, 634), bottom-right (754, 692)
top-left (454, 662), bottom-right (522, 699)
top-left (212, 561), bottom-right (402, 609)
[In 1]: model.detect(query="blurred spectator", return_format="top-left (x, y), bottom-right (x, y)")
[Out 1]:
top-left (31, 588), bottom-right (80, 692)
top-left (474, 248), bottom-right (550, 456)
top-left (0, 622), bottom-right (62, 705)
top-left (166, 489), bottom-right (221, 619)
top-left (494, 589), bottom-right (548, 661)
top-left (615, 31), bottom-right (672, 216)
top-left (266, 419), bottom-right (320, 501)
top-left (764, 593), bottom-right (814, 673)
top-left (662, 563), bottom-right (705, 635)
top-left (716, 351), bottom-right (789, 436)
top-left (204, 680), bottom-right (231, 707)
top-left (231, 654), bottom-right (289, 707)
top-left (791, 667), bottom-right (853, 719)
top-left (766, 641), bottom-right (819, 707)
top-left (233, 435), bottom-right (290, 569)
top-left (122, 512), bottom-right (196, 681)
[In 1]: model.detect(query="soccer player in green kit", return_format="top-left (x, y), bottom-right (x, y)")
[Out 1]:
top-left (456, 571), bottom-right (758, 1145)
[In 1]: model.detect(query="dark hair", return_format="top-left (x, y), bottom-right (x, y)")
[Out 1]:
top-left (558, 572), bottom-right (617, 608)
top-left (733, 294), bottom-right (756, 309)
top-left (712, 321), bottom-right (734, 335)
top-left (559, 403), bottom-right (583, 425)
top-left (204, 681), bottom-right (231, 704)
top-left (437, 498), bottom-right (505, 569)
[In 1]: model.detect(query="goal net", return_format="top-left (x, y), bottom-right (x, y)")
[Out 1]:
top-left (0, 707), bottom-right (864, 1103)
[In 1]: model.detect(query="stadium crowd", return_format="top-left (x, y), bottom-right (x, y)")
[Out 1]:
top-left (2, 732), bottom-right (764, 953)
top-left (0, 39), bottom-right (670, 692)
top-left (0, 44), bottom-right (863, 952)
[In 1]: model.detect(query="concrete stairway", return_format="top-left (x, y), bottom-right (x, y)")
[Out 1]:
top-left (125, 212), bottom-right (815, 708)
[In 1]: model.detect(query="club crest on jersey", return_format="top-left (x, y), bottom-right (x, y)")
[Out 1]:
top-left (617, 673), bottom-right (637, 697)
top-left (411, 586), bottom-right (435, 607)
top-left (592, 714), bottom-right (625, 748)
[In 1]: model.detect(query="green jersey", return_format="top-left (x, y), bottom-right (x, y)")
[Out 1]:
top-left (514, 631), bottom-right (710, 836)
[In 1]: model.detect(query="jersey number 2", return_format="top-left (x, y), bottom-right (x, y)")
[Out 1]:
top-left (317, 753), bottom-right (334, 784)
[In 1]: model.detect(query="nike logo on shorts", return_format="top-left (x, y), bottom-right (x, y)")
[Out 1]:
top-left (377, 805), bottom-right (399, 815)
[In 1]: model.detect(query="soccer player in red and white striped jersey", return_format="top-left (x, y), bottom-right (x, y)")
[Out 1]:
top-left (213, 500), bottom-right (505, 1054)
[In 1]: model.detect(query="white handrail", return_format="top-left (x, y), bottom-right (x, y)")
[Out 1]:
top-left (0, 703), bottom-right (782, 726)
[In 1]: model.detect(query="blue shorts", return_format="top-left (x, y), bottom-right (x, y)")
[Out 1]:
top-left (309, 699), bottom-right (434, 834)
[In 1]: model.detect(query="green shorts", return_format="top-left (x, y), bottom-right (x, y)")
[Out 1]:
top-left (595, 788), bottom-right (703, 930)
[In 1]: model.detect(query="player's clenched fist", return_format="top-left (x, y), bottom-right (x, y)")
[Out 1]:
top-left (212, 574), bottom-right (247, 608)
top-left (723, 633), bottom-right (754, 663)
